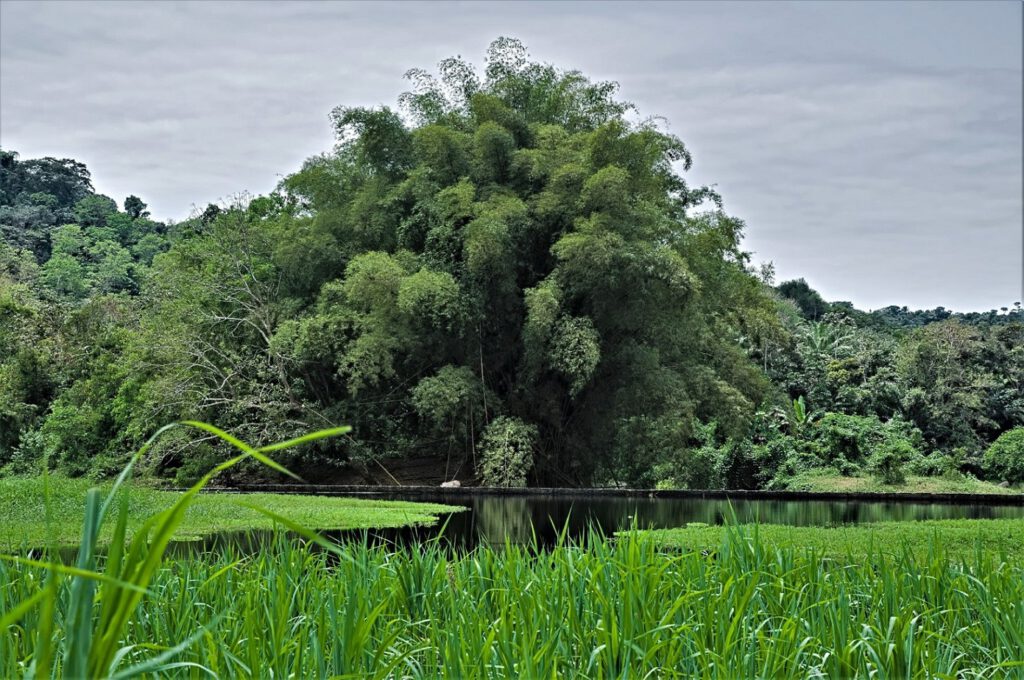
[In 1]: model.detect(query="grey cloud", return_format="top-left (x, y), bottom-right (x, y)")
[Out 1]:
top-left (0, 0), bottom-right (1020, 311)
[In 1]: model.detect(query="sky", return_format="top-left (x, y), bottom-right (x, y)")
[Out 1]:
top-left (1, 1), bottom-right (1021, 312)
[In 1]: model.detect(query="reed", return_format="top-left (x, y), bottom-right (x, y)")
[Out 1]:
top-left (2, 421), bottom-right (1021, 677)
top-left (3, 519), bottom-right (1023, 677)
top-left (1, 420), bottom-right (349, 679)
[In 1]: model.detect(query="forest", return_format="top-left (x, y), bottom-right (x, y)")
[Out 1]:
top-left (3, 33), bottom-right (1024, 680)
top-left (2, 38), bottom-right (1022, 491)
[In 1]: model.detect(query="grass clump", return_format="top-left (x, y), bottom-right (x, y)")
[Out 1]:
top-left (3, 420), bottom-right (1023, 678)
top-left (1, 421), bottom-right (353, 678)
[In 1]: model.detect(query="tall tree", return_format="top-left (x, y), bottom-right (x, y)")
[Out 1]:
top-left (262, 38), bottom-right (780, 484)
top-left (124, 195), bottom-right (150, 220)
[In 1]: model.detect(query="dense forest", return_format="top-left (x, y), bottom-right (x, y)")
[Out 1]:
top-left (2, 39), bottom-right (1022, 488)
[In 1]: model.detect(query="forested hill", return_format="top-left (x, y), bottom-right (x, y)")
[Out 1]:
top-left (2, 39), bottom-right (1022, 489)
top-left (777, 277), bottom-right (1022, 330)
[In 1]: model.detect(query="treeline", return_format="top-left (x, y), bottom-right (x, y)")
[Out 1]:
top-left (1, 38), bottom-right (1021, 488)
top-left (778, 277), bottom-right (1023, 330)
top-left (746, 282), bottom-right (1023, 489)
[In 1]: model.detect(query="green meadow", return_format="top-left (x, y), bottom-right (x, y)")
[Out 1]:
top-left (0, 475), bottom-right (460, 549)
top-left (639, 517), bottom-right (1024, 563)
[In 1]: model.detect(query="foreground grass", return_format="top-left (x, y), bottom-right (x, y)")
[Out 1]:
top-left (0, 476), bottom-right (461, 548)
top-left (3, 528), bottom-right (1023, 678)
top-left (641, 517), bottom-right (1024, 563)
top-left (783, 469), bottom-right (1019, 495)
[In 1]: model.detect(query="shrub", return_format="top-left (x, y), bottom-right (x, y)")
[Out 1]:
top-left (983, 428), bottom-right (1024, 485)
top-left (749, 408), bottom-right (802, 486)
top-left (39, 397), bottom-right (110, 475)
top-left (748, 435), bottom-right (801, 489)
top-left (806, 413), bottom-right (877, 474)
top-left (868, 438), bottom-right (913, 485)
top-left (718, 439), bottom-right (758, 490)
top-left (649, 419), bottom-right (725, 490)
top-left (905, 450), bottom-right (954, 477)
top-left (479, 416), bottom-right (537, 487)
top-left (905, 446), bottom-right (970, 479)
top-left (807, 413), bottom-right (924, 478)
top-left (173, 443), bottom-right (220, 487)
top-left (618, 415), bottom-right (693, 488)
top-left (2, 427), bottom-right (44, 474)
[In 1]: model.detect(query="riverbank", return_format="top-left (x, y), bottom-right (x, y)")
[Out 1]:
top-left (781, 470), bottom-right (1017, 495)
top-left (0, 476), bottom-right (462, 548)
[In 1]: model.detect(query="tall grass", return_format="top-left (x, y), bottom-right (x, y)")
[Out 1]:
top-left (1, 420), bottom-right (1022, 677)
top-left (0, 420), bottom-right (349, 679)
top-left (4, 520), bottom-right (1024, 676)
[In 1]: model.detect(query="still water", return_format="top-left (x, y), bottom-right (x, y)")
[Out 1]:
top-left (251, 492), bottom-right (1024, 550)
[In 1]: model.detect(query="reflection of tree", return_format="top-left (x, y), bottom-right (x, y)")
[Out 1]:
top-left (467, 496), bottom-right (1024, 546)
top-left (473, 497), bottom-right (535, 546)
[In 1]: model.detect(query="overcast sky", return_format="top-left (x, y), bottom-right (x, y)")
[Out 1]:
top-left (1, 1), bottom-right (1021, 311)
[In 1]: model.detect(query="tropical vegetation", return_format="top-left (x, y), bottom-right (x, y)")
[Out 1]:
top-left (2, 37), bottom-right (1023, 680)
top-left (2, 38), bottom-right (1022, 490)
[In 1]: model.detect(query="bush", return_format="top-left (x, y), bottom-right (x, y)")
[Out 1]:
top-left (805, 413), bottom-right (878, 474)
top-left (807, 413), bottom-right (924, 478)
top-left (624, 416), bottom-right (696, 489)
top-left (747, 435), bottom-right (801, 489)
top-left (2, 427), bottom-right (44, 475)
top-left (905, 448), bottom-right (966, 478)
top-left (479, 416), bottom-right (537, 488)
top-left (649, 420), bottom-right (727, 490)
top-left (983, 428), bottom-right (1024, 485)
top-left (868, 438), bottom-right (913, 485)
top-left (905, 450), bottom-right (953, 477)
top-left (173, 443), bottom-right (221, 487)
top-left (718, 439), bottom-right (760, 490)
top-left (38, 397), bottom-right (110, 476)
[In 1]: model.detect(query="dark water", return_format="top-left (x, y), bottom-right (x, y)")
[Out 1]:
top-left (376, 493), bottom-right (1024, 547)
top-left (175, 492), bottom-right (1024, 555)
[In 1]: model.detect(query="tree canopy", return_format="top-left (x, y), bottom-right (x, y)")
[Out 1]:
top-left (2, 38), bottom-right (1022, 488)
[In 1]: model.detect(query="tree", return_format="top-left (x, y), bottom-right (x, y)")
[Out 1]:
top-left (40, 253), bottom-right (88, 299)
top-left (1, 152), bottom-right (93, 207)
top-left (88, 239), bottom-right (134, 293)
top-left (480, 416), bottom-right (536, 487)
top-left (897, 320), bottom-right (996, 455)
top-left (124, 195), bottom-right (150, 220)
top-left (139, 199), bottom-right (324, 461)
top-left (264, 37), bottom-right (779, 484)
top-left (777, 279), bottom-right (830, 320)
top-left (73, 194), bottom-right (118, 227)
top-left (200, 203), bottom-right (221, 226)
top-left (0, 276), bottom-right (56, 465)
top-left (983, 428), bottom-right (1024, 485)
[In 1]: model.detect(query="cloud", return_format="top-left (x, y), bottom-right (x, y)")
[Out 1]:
top-left (1, 0), bottom-right (1020, 311)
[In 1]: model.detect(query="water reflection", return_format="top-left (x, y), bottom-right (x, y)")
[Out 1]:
top-left (39, 494), bottom-right (1023, 561)
top-left (361, 493), bottom-right (1024, 548)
